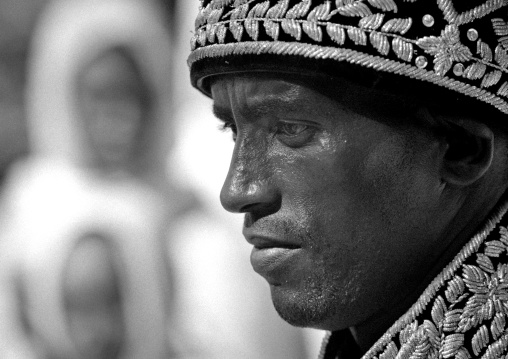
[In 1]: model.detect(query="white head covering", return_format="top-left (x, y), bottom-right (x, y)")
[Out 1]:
top-left (26, 0), bottom-right (173, 175)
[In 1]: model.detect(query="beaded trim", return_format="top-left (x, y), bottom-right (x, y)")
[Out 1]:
top-left (189, 0), bottom-right (508, 115)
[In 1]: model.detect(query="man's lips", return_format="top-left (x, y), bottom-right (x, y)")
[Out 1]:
top-left (244, 233), bottom-right (302, 279)
top-left (246, 236), bottom-right (301, 250)
top-left (243, 227), bottom-right (301, 248)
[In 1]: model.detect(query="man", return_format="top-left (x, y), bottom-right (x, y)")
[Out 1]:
top-left (188, 0), bottom-right (508, 358)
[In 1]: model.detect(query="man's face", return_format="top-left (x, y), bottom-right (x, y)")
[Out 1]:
top-left (210, 73), bottom-right (452, 331)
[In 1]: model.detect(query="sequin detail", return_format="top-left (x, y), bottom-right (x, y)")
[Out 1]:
top-left (454, 63), bottom-right (464, 75)
top-left (415, 55), bottom-right (428, 68)
top-left (468, 28), bottom-right (479, 41)
top-left (422, 14), bottom-right (435, 27)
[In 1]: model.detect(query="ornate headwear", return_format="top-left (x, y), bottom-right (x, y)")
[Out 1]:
top-left (188, 0), bottom-right (508, 115)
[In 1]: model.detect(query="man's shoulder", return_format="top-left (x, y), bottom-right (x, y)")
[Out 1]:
top-left (325, 198), bottom-right (508, 359)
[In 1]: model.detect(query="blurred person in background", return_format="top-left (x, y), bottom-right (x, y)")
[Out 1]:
top-left (0, 0), bottom-right (182, 358)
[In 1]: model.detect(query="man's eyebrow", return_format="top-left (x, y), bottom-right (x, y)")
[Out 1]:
top-left (246, 95), bottom-right (313, 117)
top-left (212, 93), bottom-right (316, 123)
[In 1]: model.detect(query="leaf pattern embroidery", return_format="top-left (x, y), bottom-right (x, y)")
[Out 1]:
top-left (245, 1), bottom-right (270, 40)
top-left (327, 23), bottom-right (346, 44)
top-left (367, 0), bottom-right (397, 12)
top-left (336, 1), bottom-right (372, 17)
top-left (417, 24), bottom-right (473, 76)
top-left (281, 18), bottom-right (303, 39)
top-left (380, 18), bottom-right (412, 34)
top-left (359, 13), bottom-right (385, 30)
top-left (392, 37), bottom-right (413, 62)
top-left (370, 32), bottom-right (390, 55)
top-left (286, 0), bottom-right (312, 19)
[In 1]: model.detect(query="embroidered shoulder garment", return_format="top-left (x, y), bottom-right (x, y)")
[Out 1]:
top-left (319, 197), bottom-right (508, 358)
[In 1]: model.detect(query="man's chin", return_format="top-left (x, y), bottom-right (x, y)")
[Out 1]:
top-left (269, 284), bottom-right (343, 330)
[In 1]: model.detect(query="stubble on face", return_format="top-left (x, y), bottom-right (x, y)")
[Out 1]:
top-left (271, 264), bottom-right (361, 329)
top-left (247, 213), bottom-right (363, 329)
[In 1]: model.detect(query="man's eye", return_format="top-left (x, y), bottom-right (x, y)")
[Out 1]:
top-left (277, 122), bottom-right (309, 137)
top-left (275, 122), bottom-right (315, 148)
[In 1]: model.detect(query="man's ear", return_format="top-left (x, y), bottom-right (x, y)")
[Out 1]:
top-left (439, 118), bottom-right (494, 186)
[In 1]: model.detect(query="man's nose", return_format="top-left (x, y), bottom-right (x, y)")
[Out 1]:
top-left (220, 141), bottom-right (279, 214)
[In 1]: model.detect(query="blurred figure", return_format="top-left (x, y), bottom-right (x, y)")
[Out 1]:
top-left (0, 0), bottom-right (179, 358)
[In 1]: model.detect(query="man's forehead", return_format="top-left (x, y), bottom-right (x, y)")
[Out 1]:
top-left (210, 71), bottom-right (422, 122)
top-left (211, 73), bottom-right (329, 119)
top-left (211, 72), bottom-right (319, 96)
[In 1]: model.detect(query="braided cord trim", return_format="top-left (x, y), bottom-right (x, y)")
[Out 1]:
top-left (189, 41), bottom-right (508, 114)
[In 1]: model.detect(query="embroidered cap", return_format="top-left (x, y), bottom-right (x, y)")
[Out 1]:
top-left (188, 0), bottom-right (508, 115)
